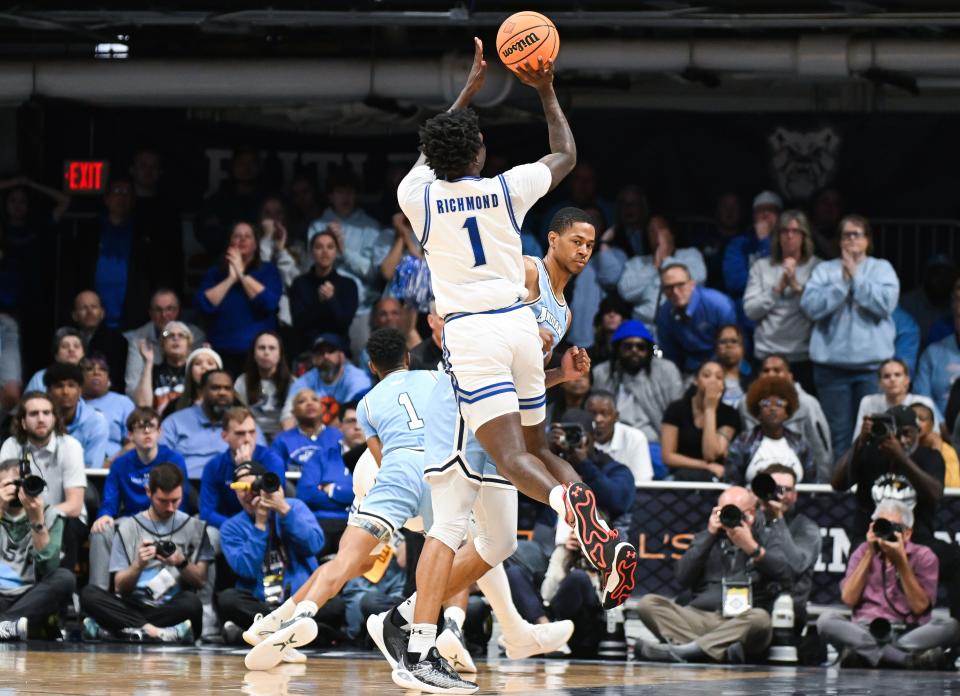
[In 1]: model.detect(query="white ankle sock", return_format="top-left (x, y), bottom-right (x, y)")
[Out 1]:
top-left (397, 594), bottom-right (416, 623)
top-left (408, 623), bottom-right (437, 661)
top-left (443, 606), bottom-right (466, 630)
top-left (294, 600), bottom-right (318, 618)
top-left (548, 484), bottom-right (568, 518)
top-left (476, 564), bottom-right (525, 639)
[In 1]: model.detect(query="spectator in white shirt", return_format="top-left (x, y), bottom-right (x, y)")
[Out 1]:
top-left (585, 389), bottom-right (656, 483)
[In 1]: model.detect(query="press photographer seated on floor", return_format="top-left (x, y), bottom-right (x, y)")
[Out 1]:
top-left (80, 463), bottom-right (214, 643)
top-left (817, 499), bottom-right (960, 669)
top-left (0, 458), bottom-right (75, 642)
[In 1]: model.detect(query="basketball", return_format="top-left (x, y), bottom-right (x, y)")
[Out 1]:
top-left (496, 11), bottom-right (559, 71)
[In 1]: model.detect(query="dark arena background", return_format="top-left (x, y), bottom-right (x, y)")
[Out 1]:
top-left (2, 2), bottom-right (960, 695)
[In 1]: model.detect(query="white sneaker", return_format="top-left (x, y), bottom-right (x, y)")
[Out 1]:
top-left (0, 618), bottom-right (27, 642)
top-left (244, 617), bottom-right (318, 671)
top-left (242, 604), bottom-right (295, 647)
top-left (282, 648), bottom-right (307, 664)
top-left (498, 620), bottom-right (575, 659)
top-left (436, 618), bottom-right (476, 673)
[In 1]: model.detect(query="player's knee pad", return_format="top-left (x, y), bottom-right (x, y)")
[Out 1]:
top-left (427, 473), bottom-right (479, 552)
top-left (471, 485), bottom-right (519, 567)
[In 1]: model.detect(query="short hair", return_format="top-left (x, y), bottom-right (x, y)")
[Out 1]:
top-left (126, 406), bottom-right (161, 431)
top-left (418, 109), bottom-right (483, 181)
top-left (150, 288), bottom-right (180, 306)
top-left (762, 354), bottom-right (792, 372)
top-left (148, 463), bottom-right (184, 494)
top-left (838, 213), bottom-right (873, 254)
top-left (200, 369), bottom-right (232, 389)
top-left (879, 357), bottom-right (910, 378)
top-left (43, 362), bottom-right (84, 388)
top-left (341, 400), bottom-right (359, 413)
top-left (222, 406), bottom-right (255, 431)
top-left (761, 463), bottom-right (798, 483)
top-left (771, 210), bottom-right (814, 264)
top-left (659, 262), bottom-right (691, 279)
top-left (873, 498), bottom-right (914, 529)
top-left (716, 324), bottom-right (743, 343)
top-left (0, 459), bottom-right (20, 476)
top-left (366, 328), bottom-right (408, 372)
top-left (745, 376), bottom-right (799, 418)
top-left (585, 389), bottom-right (617, 409)
top-left (549, 207), bottom-right (595, 235)
top-left (12, 392), bottom-right (65, 443)
top-left (50, 327), bottom-right (83, 357)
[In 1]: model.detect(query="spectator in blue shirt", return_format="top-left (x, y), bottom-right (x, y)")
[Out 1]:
top-left (893, 306), bottom-right (921, 376)
top-left (81, 354), bottom-right (135, 460)
top-left (656, 262), bottom-right (738, 375)
top-left (218, 461), bottom-right (330, 645)
top-left (161, 370), bottom-right (265, 480)
top-left (800, 214), bottom-right (899, 458)
top-left (196, 220), bottom-right (282, 375)
top-left (44, 362), bottom-right (109, 468)
top-left (199, 407), bottom-right (285, 530)
top-left (272, 388), bottom-right (342, 472)
top-left (281, 334), bottom-right (371, 429)
top-left (915, 299), bottom-right (960, 416)
top-left (87, 406), bottom-right (189, 590)
top-left (296, 431), bottom-right (353, 555)
top-left (722, 191), bottom-right (781, 300)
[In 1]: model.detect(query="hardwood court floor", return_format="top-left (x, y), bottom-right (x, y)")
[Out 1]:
top-left (0, 644), bottom-right (958, 695)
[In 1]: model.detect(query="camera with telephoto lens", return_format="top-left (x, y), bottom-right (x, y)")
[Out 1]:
top-left (872, 517), bottom-right (903, 542)
top-left (751, 472), bottom-right (786, 502)
top-left (8, 457), bottom-right (47, 509)
top-left (719, 504), bottom-right (744, 528)
top-left (152, 540), bottom-right (177, 558)
top-left (250, 472), bottom-right (281, 495)
top-left (866, 412), bottom-right (897, 446)
top-left (868, 617), bottom-right (894, 644)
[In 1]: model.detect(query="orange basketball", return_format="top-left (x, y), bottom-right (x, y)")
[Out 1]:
top-left (496, 11), bottom-right (559, 71)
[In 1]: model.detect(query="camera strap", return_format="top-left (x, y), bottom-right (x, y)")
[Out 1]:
top-left (880, 557), bottom-right (925, 625)
top-left (261, 516), bottom-right (288, 605)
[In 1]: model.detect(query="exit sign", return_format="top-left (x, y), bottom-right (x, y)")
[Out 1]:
top-left (63, 160), bottom-right (109, 194)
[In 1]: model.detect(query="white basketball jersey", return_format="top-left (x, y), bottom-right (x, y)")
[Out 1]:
top-left (397, 162), bottom-right (552, 317)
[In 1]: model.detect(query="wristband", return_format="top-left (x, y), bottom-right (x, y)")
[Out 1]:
top-left (31, 521), bottom-right (45, 532)
top-left (176, 557), bottom-right (189, 570)
top-left (749, 545), bottom-right (763, 559)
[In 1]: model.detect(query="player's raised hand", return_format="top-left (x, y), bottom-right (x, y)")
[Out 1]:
top-left (559, 346), bottom-right (590, 381)
top-left (514, 56), bottom-right (555, 91)
top-left (451, 37), bottom-right (487, 111)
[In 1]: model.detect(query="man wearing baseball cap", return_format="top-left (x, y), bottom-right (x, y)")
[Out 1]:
top-left (280, 333), bottom-right (371, 430)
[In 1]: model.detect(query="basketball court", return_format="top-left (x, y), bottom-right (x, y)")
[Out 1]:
top-left (0, 643), bottom-right (955, 695)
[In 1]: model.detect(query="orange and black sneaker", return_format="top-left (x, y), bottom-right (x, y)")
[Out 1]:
top-left (564, 481), bottom-right (638, 609)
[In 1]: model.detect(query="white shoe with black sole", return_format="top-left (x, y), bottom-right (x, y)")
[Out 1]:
top-left (392, 647), bottom-right (478, 695)
top-left (436, 618), bottom-right (476, 674)
top-left (244, 617), bottom-right (318, 671)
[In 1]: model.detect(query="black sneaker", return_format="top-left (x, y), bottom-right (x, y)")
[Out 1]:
top-left (391, 647), bottom-right (478, 694)
top-left (367, 607), bottom-right (410, 669)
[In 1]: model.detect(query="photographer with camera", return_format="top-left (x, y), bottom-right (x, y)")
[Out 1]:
top-left (218, 461), bottom-right (328, 648)
top-left (817, 499), bottom-right (960, 668)
top-left (0, 458), bottom-right (75, 642)
top-left (547, 409), bottom-right (636, 526)
top-left (199, 407), bottom-right (286, 530)
top-left (80, 463), bottom-right (214, 643)
top-left (831, 404), bottom-right (960, 619)
top-left (636, 486), bottom-right (793, 664)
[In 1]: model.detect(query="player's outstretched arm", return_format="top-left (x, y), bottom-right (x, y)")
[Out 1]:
top-left (409, 37), bottom-right (487, 171)
top-left (515, 57), bottom-right (576, 192)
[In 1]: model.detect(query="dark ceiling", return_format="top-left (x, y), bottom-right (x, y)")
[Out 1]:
top-left (5, 2), bottom-right (960, 59)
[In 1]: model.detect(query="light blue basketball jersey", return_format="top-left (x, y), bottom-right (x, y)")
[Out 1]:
top-left (527, 255), bottom-right (571, 354)
top-left (356, 370), bottom-right (439, 456)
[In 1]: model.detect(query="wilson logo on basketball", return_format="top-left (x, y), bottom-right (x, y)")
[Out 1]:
top-left (501, 32), bottom-right (540, 58)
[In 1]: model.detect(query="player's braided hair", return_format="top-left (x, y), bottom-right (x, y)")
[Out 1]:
top-left (418, 109), bottom-right (483, 181)
top-left (366, 327), bottom-right (408, 372)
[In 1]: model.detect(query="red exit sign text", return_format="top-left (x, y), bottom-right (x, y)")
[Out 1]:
top-left (63, 160), bottom-right (109, 194)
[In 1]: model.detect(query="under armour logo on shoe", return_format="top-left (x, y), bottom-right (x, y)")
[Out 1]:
top-left (273, 636), bottom-right (298, 650)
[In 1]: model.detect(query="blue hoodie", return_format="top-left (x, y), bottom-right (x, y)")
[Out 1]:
top-left (97, 445), bottom-right (190, 518)
top-left (800, 256), bottom-right (899, 370)
top-left (295, 443), bottom-right (354, 522)
top-left (220, 498), bottom-right (325, 601)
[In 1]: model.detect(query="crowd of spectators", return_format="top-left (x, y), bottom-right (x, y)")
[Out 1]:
top-left (0, 145), bottom-right (958, 669)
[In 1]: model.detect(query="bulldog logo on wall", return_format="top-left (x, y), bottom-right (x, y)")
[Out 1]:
top-left (768, 127), bottom-right (841, 202)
